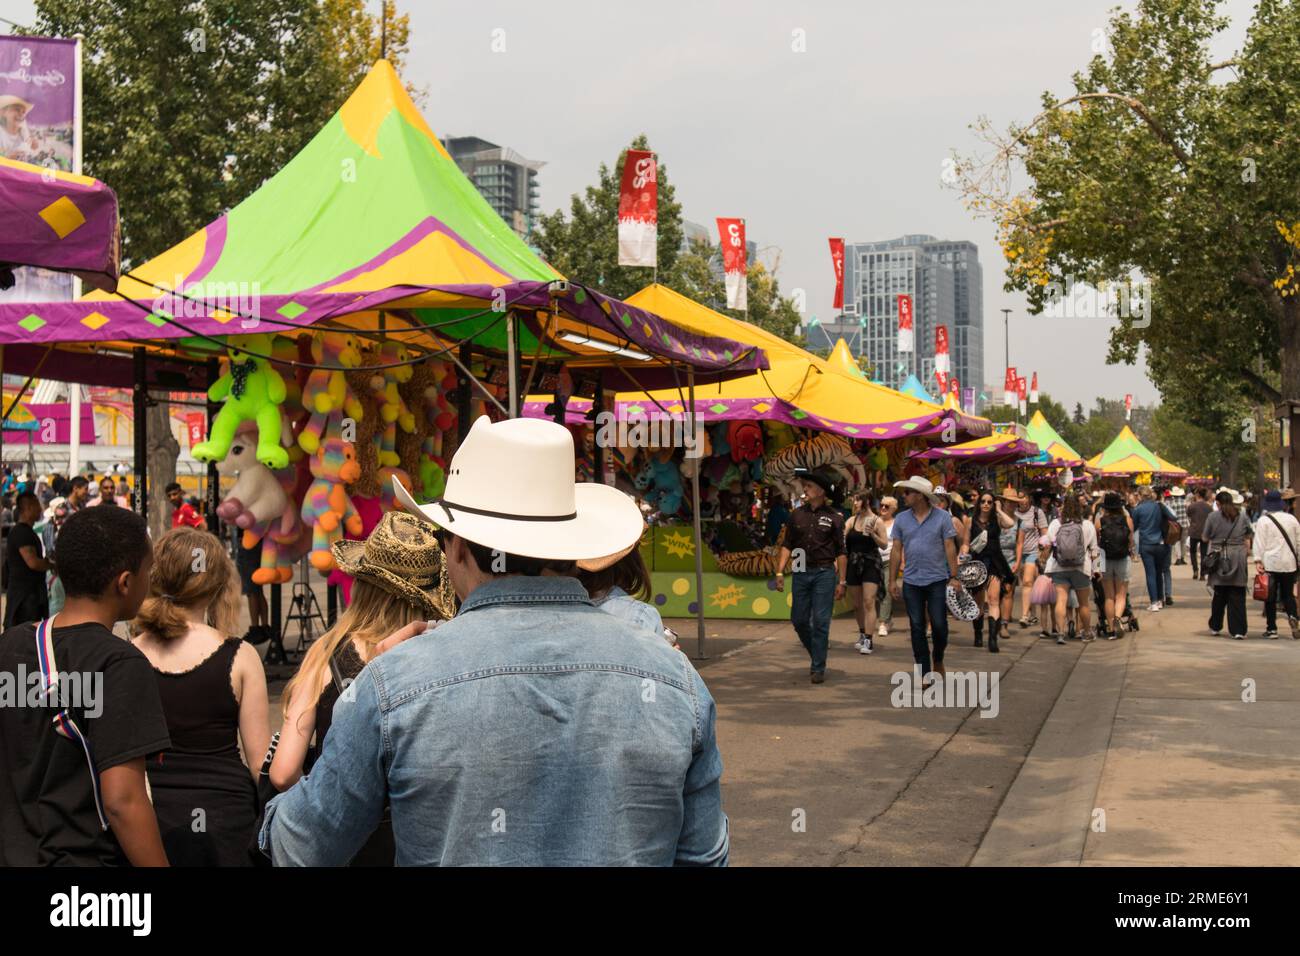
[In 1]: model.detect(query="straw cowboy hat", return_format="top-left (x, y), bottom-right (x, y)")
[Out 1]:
top-left (1281, 488), bottom-right (1299, 501)
top-left (997, 485), bottom-right (1025, 507)
top-left (893, 475), bottom-right (939, 504)
top-left (0, 94), bottom-right (33, 115)
top-left (332, 511), bottom-right (456, 619)
top-left (393, 415), bottom-right (644, 562)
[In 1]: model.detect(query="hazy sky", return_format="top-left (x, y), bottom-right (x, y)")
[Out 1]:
top-left (2, 0), bottom-right (1257, 409)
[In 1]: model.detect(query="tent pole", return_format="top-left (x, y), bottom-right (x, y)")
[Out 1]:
top-left (506, 310), bottom-right (519, 418)
top-left (689, 365), bottom-right (706, 659)
top-left (132, 347), bottom-right (148, 519)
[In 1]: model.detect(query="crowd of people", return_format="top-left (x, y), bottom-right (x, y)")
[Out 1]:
top-left (0, 418), bottom-right (726, 867)
top-left (774, 475), bottom-right (1300, 684)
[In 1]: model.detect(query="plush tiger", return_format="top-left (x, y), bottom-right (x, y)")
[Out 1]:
top-left (762, 432), bottom-right (867, 495)
top-left (716, 527), bottom-right (786, 577)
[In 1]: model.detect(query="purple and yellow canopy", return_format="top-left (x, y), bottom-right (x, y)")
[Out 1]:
top-left (0, 156), bottom-right (119, 292)
top-left (1086, 425), bottom-right (1187, 477)
top-left (910, 431), bottom-right (1039, 464)
top-left (0, 62), bottom-right (764, 376)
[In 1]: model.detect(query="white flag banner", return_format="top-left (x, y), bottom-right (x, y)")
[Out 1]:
top-left (617, 149), bottom-right (657, 267)
top-left (717, 217), bottom-right (747, 310)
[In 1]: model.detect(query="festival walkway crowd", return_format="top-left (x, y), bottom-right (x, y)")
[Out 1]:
top-left (3, 436), bottom-right (1299, 866)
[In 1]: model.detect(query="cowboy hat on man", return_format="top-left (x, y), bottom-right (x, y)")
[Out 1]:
top-left (263, 416), bottom-right (729, 867)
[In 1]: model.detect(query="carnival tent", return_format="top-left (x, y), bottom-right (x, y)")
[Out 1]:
top-left (525, 285), bottom-right (993, 441)
top-left (1024, 409), bottom-right (1085, 464)
top-left (899, 373), bottom-right (936, 404)
top-left (910, 430), bottom-right (1039, 465)
top-left (0, 155), bottom-right (120, 293)
top-left (1087, 424), bottom-right (1188, 477)
top-left (0, 61), bottom-right (765, 387)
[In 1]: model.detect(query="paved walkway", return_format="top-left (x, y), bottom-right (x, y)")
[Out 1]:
top-left (683, 559), bottom-right (1300, 866)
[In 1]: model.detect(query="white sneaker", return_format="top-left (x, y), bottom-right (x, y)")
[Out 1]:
top-left (1148, 602), bottom-right (1162, 612)
top-left (878, 623), bottom-right (888, 637)
top-left (1232, 634), bottom-right (1246, 640)
top-left (859, 636), bottom-right (873, 655)
top-left (854, 634), bottom-right (865, 649)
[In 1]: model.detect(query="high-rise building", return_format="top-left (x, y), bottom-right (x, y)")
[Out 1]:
top-left (444, 136), bottom-right (543, 239)
top-left (804, 235), bottom-right (983, 401)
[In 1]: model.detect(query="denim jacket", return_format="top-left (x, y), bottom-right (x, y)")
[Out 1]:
top-left (593, 585), bottom-right (670, 644)
top-left (260, 575), bottom-right (728, 866)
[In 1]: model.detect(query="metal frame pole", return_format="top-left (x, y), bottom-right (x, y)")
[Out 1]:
top-left (205, 357), bottom-right (221, 533)
top-left (506, 311), bottom-right (519, 418)
top-left (689, 365), bottom-right (706, 659)
top-left (132, 347), bottom-right (147, 519)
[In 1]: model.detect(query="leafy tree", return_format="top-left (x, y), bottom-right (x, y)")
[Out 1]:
top-left (533, 134), bottom-right (684, 301)
top-left (950, 0), bottom-right (1300, 484)
top-left (1072, 402), bottom-right (1086, 425)
top-left (30, 0), bottom-right (414, 266)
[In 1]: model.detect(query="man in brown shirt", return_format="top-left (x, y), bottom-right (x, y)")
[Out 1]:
top-left (775, 468), bottom-right (847, 683)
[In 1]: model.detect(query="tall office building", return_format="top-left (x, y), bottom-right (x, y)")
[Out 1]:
top-left (803, 235), bottom-right (983, 401)
top-left (444, 136), bottom-right (544, 239)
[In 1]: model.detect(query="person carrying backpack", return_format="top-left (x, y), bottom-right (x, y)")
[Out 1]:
top-left (1094, 492), bottom-right (1137, 639)
top-left (1133, 486), bottom-right (1178, 610)
top-left (1043, 495), bottom-right (1100, 644)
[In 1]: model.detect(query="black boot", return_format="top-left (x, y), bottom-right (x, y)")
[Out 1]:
top-left (974, 617), bottom-right (984, 648)
top-left (989, 630), bottom-right (999, 653)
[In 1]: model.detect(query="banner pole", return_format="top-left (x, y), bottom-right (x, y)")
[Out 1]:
top-left (68, 35), bottom-right (85, 477)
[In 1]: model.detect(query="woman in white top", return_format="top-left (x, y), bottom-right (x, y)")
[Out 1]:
top-left (1043, 494), bottom-right (1101, 644)
top-left (1252, 489), bottom-right (1300, 638)
top-left (875, 496), bottom-right (898, 637)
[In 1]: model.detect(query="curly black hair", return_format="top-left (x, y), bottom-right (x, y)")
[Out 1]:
top-left (55, 505), bottom-right (151, 598)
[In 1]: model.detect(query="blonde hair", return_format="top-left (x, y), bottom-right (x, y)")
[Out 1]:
top-left (281, 577), bottom-right (425, 721)
top-left (133, 527), bottom-right (241, 641)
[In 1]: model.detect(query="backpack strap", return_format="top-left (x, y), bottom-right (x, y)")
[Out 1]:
top-left (1264, 512), bottom-right (1298, 568)
top-left (35, 617), bottom-right (108, 832)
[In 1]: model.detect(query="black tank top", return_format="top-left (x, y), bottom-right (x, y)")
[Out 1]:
top-left (152, 639), bottom-right (242, 756)
top-left (845, 516), bottom-right (881, 560)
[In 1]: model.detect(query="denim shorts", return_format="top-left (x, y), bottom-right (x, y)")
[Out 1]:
top-left (1100, 556), bottom-right (1129, 583)
top-left (1050, 570), bottom-right (1091, 591)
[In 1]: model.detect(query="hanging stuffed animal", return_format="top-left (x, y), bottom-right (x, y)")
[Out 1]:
top-left (634, 450), bottom-right (685, 516)
top-left (727, 421), bottom-right (763, 463)
top-left (763, 432), bottom-right (867, 496)
top-left (301, 414), bottom-right (364, 572)
top-left (214, 425), bottom-right (290, 533)
top-left (192, 332), bottom-right (289, 469)
top-left (298, 332), bottom-right (364, 455)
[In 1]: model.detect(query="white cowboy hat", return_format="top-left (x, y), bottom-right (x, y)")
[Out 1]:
top-left (1169, 486), bottom-right (1186, 497)
top-left (893, 475), bottom-right (939, 504)
top-left (393, 415), bottom-right (645, 562)
top-left (0, 94), bottom-right (34, 114)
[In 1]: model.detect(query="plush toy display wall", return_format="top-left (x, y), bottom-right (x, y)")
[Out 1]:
top-left (193, 332), bottom-right (289, 470)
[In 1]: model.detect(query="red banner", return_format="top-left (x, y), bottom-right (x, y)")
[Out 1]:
top-left (950, 376), bottom-right (960, 398)
top-left (934, 370), bottom-right (948, 395)
top-left (897, 294), bottom-right (914, 352)
top-left (717, 217), bottom-right (747, 310)
top-left (186, 413), bottom-right (206, 448)
top-left (1016, 377), bottom-right (1027, 401)
top-left (617, 149), bottom-right (657, 267)
top-left (829, 238), bottom-right (845, 310)
top-left (1029, 372), bottom-right (1039, 403)
top-left (1125, 393), bottom-right (1133, 420)
top-left (934, 326), bottom-right (950, 374)
top-left (1004, 367), bottom-right (1017, 406)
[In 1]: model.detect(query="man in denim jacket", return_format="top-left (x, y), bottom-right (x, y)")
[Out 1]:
top-left (260, 416), bottom-right (728, 866)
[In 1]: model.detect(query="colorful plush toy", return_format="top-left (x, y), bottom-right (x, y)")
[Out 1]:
top-left (727, 421), bottom-right (763, 463)
top-left (300, 414), bottom-right (364, 572)
top-left (635, 451), bottom-right (685, 516)
top-left (366, 341), bottom-right (416, 467)
top-left (215, 425), bottom-right (291, 533)
top-left (191, 332), bottom-right (289, 470)
top-left (298, 332), bottom-right (364, 455)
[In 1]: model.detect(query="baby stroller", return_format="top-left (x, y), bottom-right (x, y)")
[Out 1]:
top-left (1091, 572), bottom-right (1139, 637)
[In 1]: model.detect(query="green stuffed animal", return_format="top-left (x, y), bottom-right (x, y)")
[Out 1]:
top-left (192, 332), bottom-right (289, 470)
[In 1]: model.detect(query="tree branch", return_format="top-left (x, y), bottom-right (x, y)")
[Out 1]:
top-left (1020, 93), bottom-right (1192, 167)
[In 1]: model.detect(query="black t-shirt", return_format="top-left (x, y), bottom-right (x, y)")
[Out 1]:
top-left (0, 621), bottom-right (171, 866)
top-left (4, 522), bottom-right (45, 596)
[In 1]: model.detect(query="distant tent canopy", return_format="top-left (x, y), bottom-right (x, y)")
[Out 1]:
top-left (1087, 425), bottom-right (1188, 478)
top-left (910, 430), bottom-right (1038, 465)
top-left (0, 61), bottom-right (766, 387)
top-left (1024, 410), bottom-right (1085, 466)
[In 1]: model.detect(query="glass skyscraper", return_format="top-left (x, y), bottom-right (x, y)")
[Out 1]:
top-left (805, 235), bottom-right (983, 402)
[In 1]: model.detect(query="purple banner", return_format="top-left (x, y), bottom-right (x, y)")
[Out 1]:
top-left (962, 387), bottom-right (975, 414)
top-left (2, 401), bottom-right (96, 444)
top-left (1, 35), bottom-right (77, 304)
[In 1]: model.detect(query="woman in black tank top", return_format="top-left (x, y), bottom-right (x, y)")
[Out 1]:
top-left (132, 528), bottom-right (270, 867)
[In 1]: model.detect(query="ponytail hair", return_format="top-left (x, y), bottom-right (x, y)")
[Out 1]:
top-left (133, 527), bottom-right (241, 641)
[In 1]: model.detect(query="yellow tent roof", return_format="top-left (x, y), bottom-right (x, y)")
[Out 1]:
top-left (1086, 424), bottom-right (1188, 476)
top-left (614, 286), bottom-right (954, 440)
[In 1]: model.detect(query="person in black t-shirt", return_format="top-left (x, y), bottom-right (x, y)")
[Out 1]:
top-left (0, 505), bottom-right (171, 866)
top-left (4, 492), bottom-right (51, 629)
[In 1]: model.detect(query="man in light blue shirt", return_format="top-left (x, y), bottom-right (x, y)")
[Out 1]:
top-left (259, 417), bottom-right (727, 866)
top-left (888, 476), bottom-right (961, 677)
